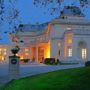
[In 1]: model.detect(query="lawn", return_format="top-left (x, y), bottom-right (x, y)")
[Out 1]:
top-left (1, 67), bottom-right (90, 90)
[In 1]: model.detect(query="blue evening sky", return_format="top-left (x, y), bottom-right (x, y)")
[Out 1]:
top-left (0, 0), bottom-right (90, 44)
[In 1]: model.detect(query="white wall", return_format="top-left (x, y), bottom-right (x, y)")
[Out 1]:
top-left (72, 35), bottom-right (90, 62)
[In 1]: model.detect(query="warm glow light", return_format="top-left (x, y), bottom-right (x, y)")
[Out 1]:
top-left (47, 49), bottom-right (50, 58)
top-left (25, 48), bottom-right (29, 52)
top-left (47, 23), bottom-right (52, 33)
top-left (58, 43), bottom-right (61, 47)
top-left (82, 48), bottom-right (87, 59)
top-left (68, 48), bottom-right (72, 57)
top-left (2, 56), bottom-right (4, 60)
top-left (38, 42), bottom-right (50, 62)
top-left (44, 42), bottom-right (50, 58)
top-left (20, 56), bottom-right (23, 59)
top-left (16, 54), bottom-right (19, 56)
top-left (25, 53), bottom-right (29, 55)
top-left (64, 32), bottom-right (73, 57)
top-left (4, 52), bottom-right (6, 55)
top-left (4, 49), bottom-right (6, 51)
top-left (68, 39), bottom-right (72, 44)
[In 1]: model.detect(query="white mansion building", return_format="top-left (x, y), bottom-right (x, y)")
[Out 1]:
top-left (0, 6), bottom-right (90, 64)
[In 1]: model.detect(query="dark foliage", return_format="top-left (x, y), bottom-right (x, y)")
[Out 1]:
top-left (85, 61), bottom-right (90, 67)
top-left (21, 59), bottom-right (30, 63)
top-left (0, 0), bottom-right (90, 37)
top-left (33, 0), bottom-right (90, 15)
top-left (44, 58), bottom-right (55, 65)
top-left (33, 0), bottom-right (90, 7)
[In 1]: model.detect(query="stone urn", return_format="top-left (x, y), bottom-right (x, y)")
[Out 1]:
top-left (11, 46), bottom-right (20, 56)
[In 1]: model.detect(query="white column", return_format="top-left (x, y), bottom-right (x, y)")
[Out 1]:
top-left (36, 46), bottom-right (38, 63)
top-left (87, 44), bottom-right (90, 61)
top-left (61, 41), bottom-right (64, 61)
top-left (6, 45), bottom-right (11, 64)
top-left (30, 47), bottom-right (32, 60)
top-left (72, 37), bottom-right (78, 61)
top-left (50, 40), bottom-right (53, 58)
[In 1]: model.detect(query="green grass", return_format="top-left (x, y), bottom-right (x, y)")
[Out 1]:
top-left (1, 67), bottom-right (90, 90)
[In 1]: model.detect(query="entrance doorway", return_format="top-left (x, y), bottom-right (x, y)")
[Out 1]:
top-left (38, 47), bottom-right (44, 63)
top-left (38, 42), bottom-right (50, 63)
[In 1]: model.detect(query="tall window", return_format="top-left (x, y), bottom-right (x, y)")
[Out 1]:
top-left (68, 48), bottom-right (72, 57)
top-left (58, 42), bottom-right (61, 56)
top-left (82, 48), bottom-right (87, 59)
top-left (25, 48), bottom-right (29, 52)
top-left (64, 32), bottom-right (73, 57)
top-left (0, 48), bottom-right (7, 61)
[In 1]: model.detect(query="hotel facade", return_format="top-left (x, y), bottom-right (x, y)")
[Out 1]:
top-left (1, 6), bottom-right (90, 64)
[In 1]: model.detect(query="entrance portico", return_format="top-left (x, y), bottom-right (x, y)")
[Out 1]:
top-left (32, 42), bottom-right (50, 63)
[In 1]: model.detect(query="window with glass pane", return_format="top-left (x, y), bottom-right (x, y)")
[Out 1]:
top-left (82, 48), bottom-right (87, 59)
top-left (68, 48), bottom-right (72, 57)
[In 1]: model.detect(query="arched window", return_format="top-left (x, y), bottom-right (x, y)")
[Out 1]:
top-left (82, 48), bottom-right (87, 59)
top-left (68, 48), bottom-right (72, 57)
top-left (78, 41), bottom-right (87, 60)
top-left (58, 42), bottom-right (61, 56)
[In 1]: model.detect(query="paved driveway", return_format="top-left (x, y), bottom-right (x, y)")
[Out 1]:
top-left (0, 63), bottom-right (85, 86)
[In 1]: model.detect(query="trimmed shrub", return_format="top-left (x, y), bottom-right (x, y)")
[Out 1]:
top-left (85, 61), bottom-right (90, 67)
top-left (44, 58), bottom-right (55, 65)
top-left (21, 59), bottom-right (30, 63)
top-left (55, 59), bottom-right (60, 65)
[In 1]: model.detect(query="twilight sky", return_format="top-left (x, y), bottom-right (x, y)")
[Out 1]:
top-left (0, 0), bottom-right (90, 44)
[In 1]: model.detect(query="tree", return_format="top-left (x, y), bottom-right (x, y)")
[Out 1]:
top-left (33, 0), bottom-right (90, 15)
top-left (33, 0), bottom-right (90, 7)
top-left (0, 0), bottom-right (90, 33)
top-left (0, 0), bottom-right (20, 33)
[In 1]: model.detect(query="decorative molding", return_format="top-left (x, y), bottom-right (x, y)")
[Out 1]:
top-left (51, 19), bottom-right (90, 25)
top-left (73, 29), bottom-right (90, 35)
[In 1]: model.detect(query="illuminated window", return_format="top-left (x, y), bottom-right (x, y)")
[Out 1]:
top-left (25, 53), bottom-right (29, 55)
top-left (4, 49), bottom-right (7, 51)
top-left (58, 43), bottom-right (61, 47)
top-left (82, 48), bottom-right (87, 59)
top-left (2, 56), bottom-right (4, 60)
top-left (25, 48), bottom-right (29, 52)
top-left (68, 48), bottom-right (72, 57)
top-left (0, 49), bottom-right (2, 54)
top-left (4, 52), bottom-right (6, 55)
top-left (68, 39), bottom-right (72, 44)
top-left (20, 56), bottom-right (23, 59)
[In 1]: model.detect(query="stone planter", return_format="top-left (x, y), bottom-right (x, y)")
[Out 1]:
top-left (11, 46), bottom-right (20, 56)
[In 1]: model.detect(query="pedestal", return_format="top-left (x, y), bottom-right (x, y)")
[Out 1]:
top-left (9, 56), bottom-right (20, 80)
